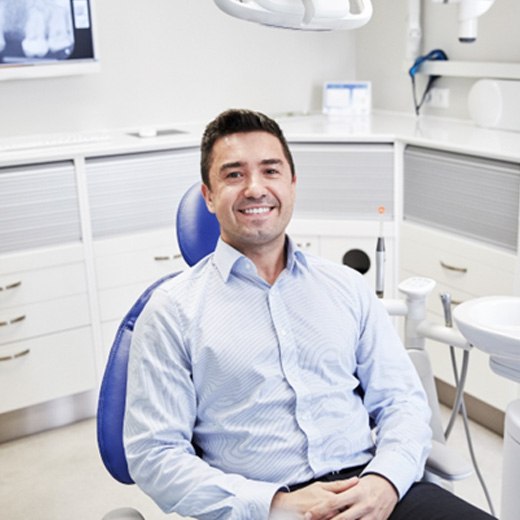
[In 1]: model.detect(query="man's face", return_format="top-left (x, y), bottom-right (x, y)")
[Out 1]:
top-left (202, 131), bottom-right (296, 256)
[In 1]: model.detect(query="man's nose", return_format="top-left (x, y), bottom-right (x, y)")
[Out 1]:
top-left (244, 173), bottom-right (266, 198)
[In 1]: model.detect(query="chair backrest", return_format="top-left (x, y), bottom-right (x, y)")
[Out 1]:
top-left (96, 183), bottom-right (220, 484)
top-left (176, 183), bottom-right (220, 267)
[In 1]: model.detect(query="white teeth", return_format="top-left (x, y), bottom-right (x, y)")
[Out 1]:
top-left (242, 207), bottom-right (270, 215)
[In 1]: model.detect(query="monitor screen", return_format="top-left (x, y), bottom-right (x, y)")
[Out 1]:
top-left (0, 0), bottom-right (99, 81)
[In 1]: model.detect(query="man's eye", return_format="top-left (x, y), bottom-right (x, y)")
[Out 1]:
top-left (227, 172), bottom-right (242, 179)
top-left (265, 168), bottom-right (279, 175)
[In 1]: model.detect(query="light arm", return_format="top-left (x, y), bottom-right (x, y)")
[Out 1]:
top-left (213, 0), bottom-right (373, 31)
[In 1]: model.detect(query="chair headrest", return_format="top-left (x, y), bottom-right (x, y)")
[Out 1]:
top-left (176, 183), bottom-right (220, 266)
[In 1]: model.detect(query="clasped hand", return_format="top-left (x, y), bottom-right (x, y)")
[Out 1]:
top-left (270, 474), bottom-right (398, 520)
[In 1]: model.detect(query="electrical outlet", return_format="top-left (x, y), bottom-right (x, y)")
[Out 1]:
top-left (426, 87), bottom-right (450, 109)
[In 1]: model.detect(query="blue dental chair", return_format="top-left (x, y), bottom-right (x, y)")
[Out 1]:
top-left (97, 183), bottom-right (472, 519)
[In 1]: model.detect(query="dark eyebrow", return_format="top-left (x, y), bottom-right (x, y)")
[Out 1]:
top-left (219, 161), bottom-right (244, 174)
top-left (261, 158), bottom-right (284, 167)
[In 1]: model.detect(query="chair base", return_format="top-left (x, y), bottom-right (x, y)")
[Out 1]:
top-left (102, 507), bottom-right (145, 520)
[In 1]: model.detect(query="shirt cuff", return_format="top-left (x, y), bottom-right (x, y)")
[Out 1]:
top-left (360, 450), bottom-right (423, 499)
top-left (234, 479), bottom-right (287, 519)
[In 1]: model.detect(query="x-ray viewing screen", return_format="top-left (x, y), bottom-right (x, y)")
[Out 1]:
top-left (0, 0), bottom-right (98, 79)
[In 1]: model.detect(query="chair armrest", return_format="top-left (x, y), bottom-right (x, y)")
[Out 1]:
top-left (425, 439), bottom-right (473, 481)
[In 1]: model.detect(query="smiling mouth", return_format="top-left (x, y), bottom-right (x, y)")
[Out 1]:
top-left (239, 207), bottom-right (273, 215)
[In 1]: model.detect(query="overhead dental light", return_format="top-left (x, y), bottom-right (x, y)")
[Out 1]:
top-left (214, 0), bottom-right (373, 31)
top-left (431, 0), bottom-right (496, 43)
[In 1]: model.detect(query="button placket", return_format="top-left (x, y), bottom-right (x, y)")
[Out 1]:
top-left (267, 285), bottom-right (322, 471)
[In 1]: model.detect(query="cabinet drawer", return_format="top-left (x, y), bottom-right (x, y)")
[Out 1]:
top-left (0, 243), bottom-right (84, 275)
top-left (93, 228), bottom-right (178, 257)
top-left (0, 294), bottom-right (90, 346)
top-left (0, 263), bottom-right (87, 310)
top-left (93, 228), bottom-right (186, 290)
top-left (0, 327), bottom-right (96, 414)
top-left (401, 222), bottom-right (516, 297)
top-left (95, 247), bottom-right (184, 291)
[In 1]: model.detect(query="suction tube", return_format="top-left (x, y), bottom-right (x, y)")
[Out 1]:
top-left (440, 292), bottom-right (495, 516)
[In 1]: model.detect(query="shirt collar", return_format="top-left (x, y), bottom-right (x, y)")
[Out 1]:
top-left (212, 236), bottom-right (308, 283)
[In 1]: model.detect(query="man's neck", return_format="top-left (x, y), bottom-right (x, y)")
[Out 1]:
top-left (237, 237), bottom-right (288, 285)
top-left (249, 247), bottom-right (286, 285)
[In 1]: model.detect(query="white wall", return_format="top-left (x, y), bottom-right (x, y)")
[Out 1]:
top-left (0, 1), bottom-right (355, 138)
top-left (356, 0), bottom-right (520, 119)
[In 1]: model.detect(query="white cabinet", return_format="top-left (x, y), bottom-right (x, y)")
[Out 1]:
top-left (402, 145), bottom-right (520, 412)
top-left (85, 149), bottom-right (199, 356)
top-left (0, 147), bottom-right (201, 422)
top-left (0, 185), bottom-right (96, 414)
top-left (0, 143), bottom-right (396, 423)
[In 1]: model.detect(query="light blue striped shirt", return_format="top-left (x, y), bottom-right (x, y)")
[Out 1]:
top-left (124, 237), bottom-right (432, 519)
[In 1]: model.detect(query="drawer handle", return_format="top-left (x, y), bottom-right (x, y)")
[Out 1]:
top-left (154, 254), bottom-right (183, 261)
top-left (0, 314), bottom-right (27, 327)
top-left (0, 281), bottom-right (22, 291)
top-left (440, 261), bottom-right (468, 274)
top-left (0, 348), bottom-right (31, 363)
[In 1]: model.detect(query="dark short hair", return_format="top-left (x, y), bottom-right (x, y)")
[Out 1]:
top-left (200, 108), bottom-right (295, 187)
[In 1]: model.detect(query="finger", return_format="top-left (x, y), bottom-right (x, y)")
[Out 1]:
top-left (319, 477), bottom-right (360, 493)
top-left (304, 479), bottom-right (360, 520)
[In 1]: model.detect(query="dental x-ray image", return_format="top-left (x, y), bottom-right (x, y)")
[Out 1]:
top-left (0, 0), bottom-right (75, 62)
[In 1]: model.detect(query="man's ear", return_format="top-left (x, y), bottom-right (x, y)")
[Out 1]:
top-left (201, 183), bottom-right (216, 214)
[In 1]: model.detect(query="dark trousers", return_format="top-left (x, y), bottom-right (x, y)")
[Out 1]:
top-left (289, 466), bottom-right (496, 520)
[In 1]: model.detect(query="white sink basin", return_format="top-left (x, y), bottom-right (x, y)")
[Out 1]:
top-left (453, 296), bottom-right (520, 360)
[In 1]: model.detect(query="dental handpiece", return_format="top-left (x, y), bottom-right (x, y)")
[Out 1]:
top-left (375, 236), bottom-right (385, 298)
top-left (375, 206), bottom-right (386, 299)
top-left (440, 292), bottom-right (453, 327)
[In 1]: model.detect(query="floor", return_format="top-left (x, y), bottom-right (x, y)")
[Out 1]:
top-left (0, 406), bottom-right (503, 520)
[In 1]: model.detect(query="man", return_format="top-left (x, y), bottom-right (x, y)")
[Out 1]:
top-left (124, 109), bottom-right (495, 520)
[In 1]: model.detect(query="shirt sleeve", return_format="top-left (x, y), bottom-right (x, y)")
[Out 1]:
top-left (123, 290), bottom-right (281, 519)
top-left (353, 276), bottom-right (433, 499)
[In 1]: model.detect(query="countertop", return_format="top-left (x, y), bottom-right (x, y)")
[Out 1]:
top-left (1, 111), bottom-right (519, 166)
top-left (278, 112), bottom-right (520, 163)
